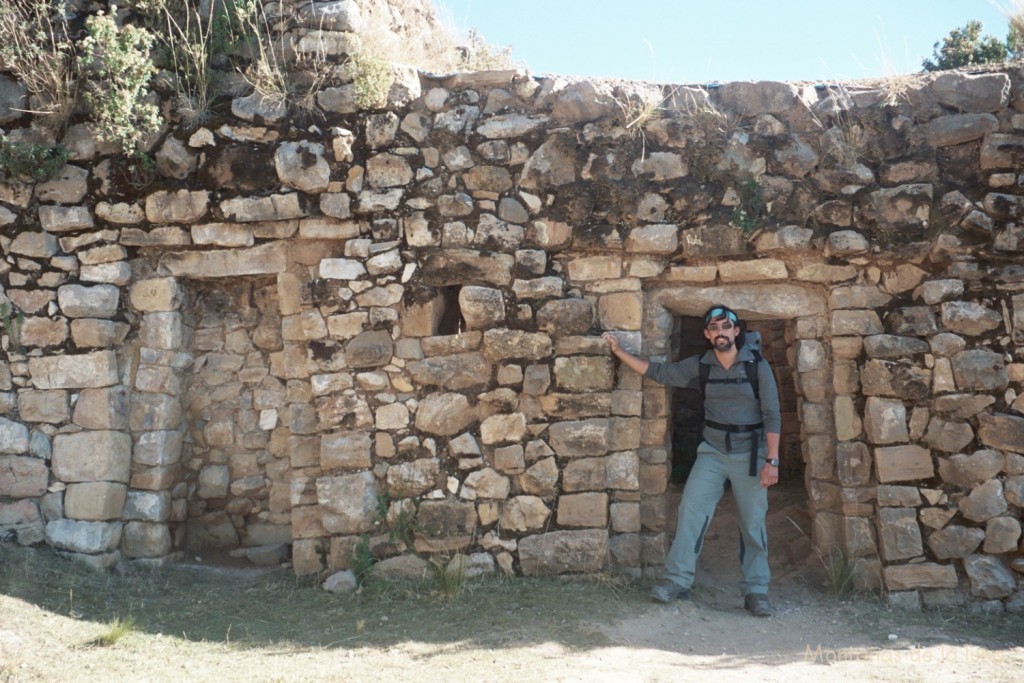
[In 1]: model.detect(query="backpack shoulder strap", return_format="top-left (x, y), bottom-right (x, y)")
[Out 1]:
top-left (744, 349), bottom-right (762, 401)
top-left (699, 361), bottom-right (711, 399)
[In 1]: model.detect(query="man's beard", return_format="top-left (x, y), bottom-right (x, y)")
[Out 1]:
top-left (713, 336), bottom-right (734, 351)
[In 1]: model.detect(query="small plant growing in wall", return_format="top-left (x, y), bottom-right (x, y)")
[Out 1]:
top-left (729, 175), bottom-right (764, 234)
top-left (0, 139), bottom-right (71, 183)
top-left (0, 303), bottom-right (25, 354)
top-left (79, 9), bottom-right (163, 153)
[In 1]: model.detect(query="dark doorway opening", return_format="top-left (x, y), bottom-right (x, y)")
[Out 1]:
top-left (668, 317), bottom-right (804, 485)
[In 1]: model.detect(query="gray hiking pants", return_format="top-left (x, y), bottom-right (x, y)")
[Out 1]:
top-left (663, 440), bottom-right (770, 595)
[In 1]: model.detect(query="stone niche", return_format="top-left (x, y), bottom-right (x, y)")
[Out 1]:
top-left (180, 277), bottom-right (292, 563)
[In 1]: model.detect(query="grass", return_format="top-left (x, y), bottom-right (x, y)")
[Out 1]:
top-left (2, 544), bottom-right (1022, 681)
top-left (0, 544), bottom-right (627, 651)
top-left (87, 617), bottom-right (137, 647)
top-left (428, 553), bottom-right (467, 601)
top-left (821, 548), bottom-right (860, 597)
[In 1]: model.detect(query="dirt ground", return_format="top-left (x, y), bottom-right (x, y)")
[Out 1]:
top-left (1, 482), bottom-right (1022, 682)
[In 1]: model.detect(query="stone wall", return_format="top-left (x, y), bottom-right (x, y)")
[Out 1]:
top-left (2, 24), bottom-right (1024, 607)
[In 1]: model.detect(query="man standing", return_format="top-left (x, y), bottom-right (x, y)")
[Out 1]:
top-left (602, 304), bottom-right (781, 617)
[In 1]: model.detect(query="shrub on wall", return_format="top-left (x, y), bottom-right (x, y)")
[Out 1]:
top-left (79, 10), bottom-right (163, 153)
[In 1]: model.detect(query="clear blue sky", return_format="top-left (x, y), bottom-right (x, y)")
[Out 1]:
top-left (436, 0), bottom-right (1014, 83)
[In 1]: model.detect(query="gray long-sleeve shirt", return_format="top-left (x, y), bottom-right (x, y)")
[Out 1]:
top-left (645, 347), bottom-right (781, 455)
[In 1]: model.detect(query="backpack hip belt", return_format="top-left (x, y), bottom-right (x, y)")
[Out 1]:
top-left (704, 420), bottom-right (764, 476)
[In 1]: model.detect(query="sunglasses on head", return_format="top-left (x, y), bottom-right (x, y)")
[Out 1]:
top-left (704, 307), bottom-right (738, 328)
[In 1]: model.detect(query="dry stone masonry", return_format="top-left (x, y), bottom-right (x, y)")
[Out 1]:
top-left (1, 1), bottom-right (1024, 611)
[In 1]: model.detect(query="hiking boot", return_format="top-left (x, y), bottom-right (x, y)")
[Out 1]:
top-left (650, 580), bottom-right (690, 603)
top-left (744, 592), bottom-right (773, 617)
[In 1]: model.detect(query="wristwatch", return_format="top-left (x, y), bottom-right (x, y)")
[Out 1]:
top-left (765, 458), bottom-right (779, 468)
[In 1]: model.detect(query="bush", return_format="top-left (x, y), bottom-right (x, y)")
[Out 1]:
top-left (0, 139), bottom-right (71, 183)
top-left (79, 11), bottom-right (163, 153)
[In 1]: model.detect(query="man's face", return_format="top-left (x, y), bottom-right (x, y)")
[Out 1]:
top-left (704, 316), bottom-right (739, 352)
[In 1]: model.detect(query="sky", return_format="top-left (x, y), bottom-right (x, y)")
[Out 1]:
top-left (436, 0), bottom-right (1015, 84)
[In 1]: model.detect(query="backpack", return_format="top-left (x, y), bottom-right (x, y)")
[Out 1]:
top-left (697, 330), bottom-right (763, 402)
top-left (695, 330), bottom-right (765, 476)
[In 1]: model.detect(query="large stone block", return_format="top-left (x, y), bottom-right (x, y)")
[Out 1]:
top-left (385, 458), bottom-right (439, 497)
top-left (548, 418), bottom-right (610, 457)
top-left (877, 507), bottom-right (923, 561)
top-left (884, 564), bottom-right (958, 591)
top-left (562, 457), bottom-right (606, 492)
top-left (964, 555), bottom-right (1016, 599)
top-left (922, 416), bottom-right (974, 454)
top-left (461, 467), bottom-right (510, 500)
top-left (864, 397), bottom-right (908, 444)
top-left (565, 256), bottom-right (622, 281)
top-left (557, 492), bottom-right (608, 527)
top-left (29, 351), bottom-right (119, 389)
top-left (977, 413), bottom-right (1024, 454)
top-left (598, 291), bottom-right (643, 330)
top-left (197, 464), bottom-right (229, 498)
top-left (415, 393), bottom-right (475, 436)
top-left (45, 519), bottom-right (122, 554)
top-left (139, 312), bottom-right (184, 350)
top-left (923, 113), bottom-right (999, 147)
top-left (70, 319), bottom-right (130, 348)
top-left (315, 394), bottom-right (372, 431)
top-left (518, 457), bottom-right (558, 497)
top-left (959, 480), bottom-right (1007, 522)
top-left (499, 496), bottom-right (550, 532)
top-left (320, 431), bottom-right (372, 470)
top-left (937, 449), bottom-right (1004, 488)
top-left (317, 471), bottom-right (378, 534)
top-left (39, 205), bottom-right (93, 232)
top-left (64, 482), bottom-right (127, 521)
top-left (483, 329), bottom-right (552, 362)
top-left (133, 431), bottom-right (183, 467)
top-left (927, 525), bottom-right (985, 559)
top-left (145, 189), bottom-right (209, 223)
top-left (0, 456), bottom-right (48, 497)
top-left (518, 529), bottom-right (608, 575)
top-left (536, 299), bottom-right (594, 335)
top-left (408, 353), bottom-right (491, 392)
top-left (875, 444), bottom-right (933, 483)
top-left (122, 521), bottom-right (173, 558)
top-left (553, 356), bottom-right (614, 393)
top-left (130, 392), bottom-right (183, 431)
top-left (123, 490), bottom-right (171, 522)
top-left (129, 278), bottom-right (182, 312)
top-left (52, 431), bottom-right (132, 483)
top-left (458, 286), bottom-right (506, 329)
top-left (0, 417), bottom-right (31, 453)
top-left (344, 330), bottom-right (393, 368)
top-left (831, 309), bottom-right (885, 337)
top-left (19, 317), bottom-right (68, 348)
top-left (73, 387), bottom-right (128, 430)
top-left (951, 350), bottom-right (1009, 392)
top-left (0, 500), bottom-right (44, 544)
top-left (275, 140), bottom-right (330, 192)
top-left (414, 499), bottom-right (477, 551)
top-left (480, 413), bottom-right (527, 445)
top-left (626, 224), bottom-right (678, 253)
top-left (162, 243), bottom-right (287, 278)
top-left (984, 516), bottom-right (1021, 553)
top-left (420, 249), bottom-right (515, 287)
